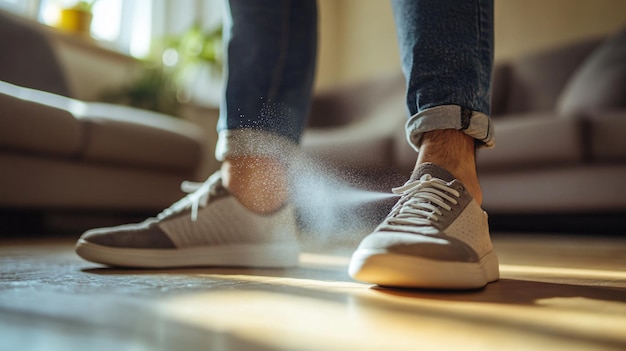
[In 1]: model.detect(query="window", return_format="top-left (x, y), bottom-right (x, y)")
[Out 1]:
top-left (1, 0), bottom-right (225, 106)
top-left (0, 0), bottom-right (39, 17)
top-left (0, 0), bottom-right (223, 59)
top-left (38, 0), bottom-right (153, 57)
top-left (1, 0), bottom-right (153, 58)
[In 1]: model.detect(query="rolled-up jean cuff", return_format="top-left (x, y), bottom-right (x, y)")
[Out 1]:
top-left (405, 105), bottom-right (495, 152)
top-left (215, 129), bottom-right (299, 162)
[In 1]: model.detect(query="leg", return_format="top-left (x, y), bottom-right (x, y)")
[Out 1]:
top-left (218, 0), bottom-right (318, 213)
top-left (418, 129), bottom-right (482, 204)
top-left (393, 0), bottom-right (494, 204)
top-left (349, 0), bottom-right (499, 289)
top-left (75, 0), bottom-right (318, 268)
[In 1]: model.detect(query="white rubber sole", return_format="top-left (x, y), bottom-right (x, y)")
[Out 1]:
top-left (75, 239), bottom-right (300, 268)
top-left (348, 249), bottom-right (500, 289)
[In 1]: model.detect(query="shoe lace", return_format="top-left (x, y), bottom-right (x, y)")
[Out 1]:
top-left (381, 174), bottom-right (461, 233)
top-left (157, 172), bottom-right (223, 222)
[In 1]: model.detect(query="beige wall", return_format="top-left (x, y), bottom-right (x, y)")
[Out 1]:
top-left (48, 0), bottom-right (626, 98)
top-left (494, 0), bottom-right (626, 61)
top-left (316, 0), bottom-right (626, 91)
top-left (316, 0), bottom-right (399, 90)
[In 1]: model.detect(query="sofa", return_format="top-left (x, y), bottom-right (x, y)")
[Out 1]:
top-left (0, 11), bottom-right (209, 227)
top-left (303, 26), bottom-right (626, 230)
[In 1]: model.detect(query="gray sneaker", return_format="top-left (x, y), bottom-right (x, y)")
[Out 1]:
top-left (348, 163), bottom-right (499, 289)
top-left (75, 172), bottom-right (300, 268)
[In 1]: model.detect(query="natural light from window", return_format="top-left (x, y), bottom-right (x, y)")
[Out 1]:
top-left (37, 0), bottom-right (151, 58)
top-left (0, 0), bottom-right (221, 60)
top-left (40, 0), bottom-right (121, 41)
top-left (90, 0), bottom-right (122, 42)
top-left (128, 0), bottom-right (152, 58)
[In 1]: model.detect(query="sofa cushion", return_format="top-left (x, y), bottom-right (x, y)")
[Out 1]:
top-left (490, 63), bottom-right (512, 117)
top-left (477, 113), bottom-right (584, 170)
top-left (0, 81), bottom-right (206, 173)
top-left (304, 74), bottom-right (407, 171)
top-left (79, 103), bottom-right (206, 172)
top-left (587, 110), bottom-right (626, 161)
top-left (303, 90), bottom-right (407, 171)
top-left (503, 38), bottom-right (601, 114)
top-left (558, 27), bottom-right (626, 116)
top-left (0, 84), bottom-right (82, 157)
top-left (481, 165), bottom-right (626, 213)
top-left (0, 152), bottom-right (193, 210)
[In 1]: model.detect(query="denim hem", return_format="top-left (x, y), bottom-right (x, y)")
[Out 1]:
top-left (215, 128), bottom-right (299, 162)
top-left (405, 105), bottom-right (495, 152)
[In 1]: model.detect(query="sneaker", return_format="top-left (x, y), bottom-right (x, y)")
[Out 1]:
top-left (348, 163), bottom-right (499, 289)
top-left (75, 172), bottom-right (300, 268)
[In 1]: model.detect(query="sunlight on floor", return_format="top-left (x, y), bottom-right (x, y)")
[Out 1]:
top-left (161, 285), bottom-right (624, 351)
top-left (500, 264), bottom-right (626, 281)
top-left (157, 252), bottom-right (626, 351)
top-left (1, 237), bottom-right (625, 351)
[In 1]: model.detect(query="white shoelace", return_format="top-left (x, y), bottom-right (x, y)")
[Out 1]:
top-left (381, 174), bottom-right (461, 233)
top-left (157, 172), bottom-right (223, 222)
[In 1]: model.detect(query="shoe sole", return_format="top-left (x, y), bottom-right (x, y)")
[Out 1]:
top-left (348, 249), bottom-right (499, 289)
top-left (75, 239), bottom-right (300, 268)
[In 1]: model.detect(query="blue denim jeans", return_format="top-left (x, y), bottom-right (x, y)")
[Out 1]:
top-left (216, 0), bottom-right (494, 161)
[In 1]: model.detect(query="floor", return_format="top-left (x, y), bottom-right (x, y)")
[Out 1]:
top-left (1, 232), bottom-right (625, 351)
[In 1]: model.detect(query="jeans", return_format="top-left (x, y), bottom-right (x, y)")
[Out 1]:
top-left (216, 0), bottom-right (494, 161)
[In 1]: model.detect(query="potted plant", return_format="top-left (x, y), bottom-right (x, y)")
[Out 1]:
top-left (100, 23), bottom-right (224, 114)
top-left (57, 0), bottom-right (98, 37)
top-left (160, 23), bottom-right (224, 106)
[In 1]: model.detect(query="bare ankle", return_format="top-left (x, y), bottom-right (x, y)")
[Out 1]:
top-left (221, 156), bottom-right (289, 213)
top-left (416, 129), bottom-right (483, 205)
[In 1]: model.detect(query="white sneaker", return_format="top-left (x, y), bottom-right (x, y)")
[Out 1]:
top-left (348, 163), bottom-right (499, 289)
top-left (75, 172), bottom-right (300, 268)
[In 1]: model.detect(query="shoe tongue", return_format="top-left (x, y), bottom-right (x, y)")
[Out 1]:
top-left (409, 163), bottom-right (455, 183)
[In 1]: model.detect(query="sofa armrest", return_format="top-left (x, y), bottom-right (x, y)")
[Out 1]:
top-left (0, 10), bottom-right (70, 97)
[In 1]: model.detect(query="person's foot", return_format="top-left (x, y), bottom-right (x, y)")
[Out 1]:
top-left (75, 172), bottom-right (300, 268)
top-left (348, 163), bottom-right (499, 289)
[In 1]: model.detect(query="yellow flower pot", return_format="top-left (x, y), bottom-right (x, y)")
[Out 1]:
top-left (57, 8), bottom-right (93, 37)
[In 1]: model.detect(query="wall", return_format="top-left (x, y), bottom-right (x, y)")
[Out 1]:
top-left (316, 0), bottom-right (399, 90)
top-left (494, 0), bottom-right (626, 61)
top-left (315, 0), bottom-right (626, 91)
top-left (45, 0), bottom-right (626, 97)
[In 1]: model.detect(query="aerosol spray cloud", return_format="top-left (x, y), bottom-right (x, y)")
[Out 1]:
top-left (288, 153), bottom-right (398, 248)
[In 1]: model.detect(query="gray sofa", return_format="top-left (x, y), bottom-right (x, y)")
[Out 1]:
top-left (0, 11), bottom-right (209, 218)
top-left (303, 26), bottom-right (626, 224)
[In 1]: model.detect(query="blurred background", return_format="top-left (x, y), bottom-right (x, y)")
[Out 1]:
top-left (2, 0), bottom-right (625, 104)
top-left (1, 0), bottom-right (625, 234)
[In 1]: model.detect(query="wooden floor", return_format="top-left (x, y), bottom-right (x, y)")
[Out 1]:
top-left (1, 232), bottom-right (625, 351)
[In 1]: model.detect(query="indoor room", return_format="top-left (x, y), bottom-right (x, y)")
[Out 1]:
top-left (1, 0), bottom-right (625, 350)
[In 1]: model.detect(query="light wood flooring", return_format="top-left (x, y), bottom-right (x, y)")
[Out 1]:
top-left (1, 233), bottom-right (625, 351)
